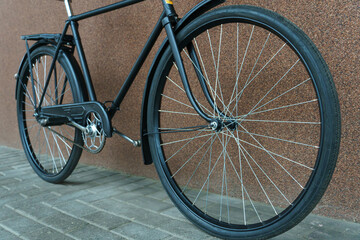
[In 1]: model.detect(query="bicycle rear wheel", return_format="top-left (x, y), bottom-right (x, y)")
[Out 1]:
top-left (147, 5), bottom-right (340, 239)
top-left (16, 45), bottom-right (84, 183)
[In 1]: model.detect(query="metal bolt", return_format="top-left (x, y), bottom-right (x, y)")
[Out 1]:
top-left (210, 121), bottom-right (218, 131)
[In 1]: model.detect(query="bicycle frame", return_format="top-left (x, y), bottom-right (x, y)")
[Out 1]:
top-left (36, 0), bottom-right (215, 122)
top-left (17, 0), bottom-right (226, 164)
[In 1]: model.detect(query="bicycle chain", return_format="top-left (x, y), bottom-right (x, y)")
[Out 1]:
top-left (46, 126), bottom-right (94, 153)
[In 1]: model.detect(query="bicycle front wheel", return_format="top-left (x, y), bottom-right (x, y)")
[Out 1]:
top-left (147, 5), bottom-right (340, 239)
top-left (16, 45), bottom-right (84, 183)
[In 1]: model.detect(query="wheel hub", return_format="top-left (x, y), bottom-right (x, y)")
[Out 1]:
top-left (210, 119), bottom-right (238, 132)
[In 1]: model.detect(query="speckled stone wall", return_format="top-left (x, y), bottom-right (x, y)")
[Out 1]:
top-left (0, 0), bottom-right (358, 222)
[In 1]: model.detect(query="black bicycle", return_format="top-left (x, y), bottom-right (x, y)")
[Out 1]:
top-left (15, 0), bottom-right (341, 239)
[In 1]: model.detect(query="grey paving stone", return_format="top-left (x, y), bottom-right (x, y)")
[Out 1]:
top-left (82, 211), bottom-right (129, 230)
top-left (146, 190), bottom-right (170, 201)
top-left (42, 212), bottom-right (88, 233)
top-left (113, 222), bottom-right (170, 240)
top-left (68, 168), bottom-right (110, 180)
top-left (1, 147), bottom-right (360, 240)
top-left (52, 201), bottom-right (98, 218)
top-left (5, 200), bottom-right (58, 220)
top-left (274, 223), bottom-right (316, 239)
top-left (0, 177), bottom-right (22, 186)
top-left (0, 206), bottom-right (20, 220)
top-left (131, 185), bottom-right (164, 196)
top-left (126, 196), bottom-right (173, 212)
top-left (87, 173), bottom-right (128, 185)
top-left (76, 189), bottom-right (121, 203)
top-left (117, 182), bottom-right (150, 192)
top-left (0, 215), bottom-right (44, 235)
top-left (306, 214), bottom-right (360, 235)
top-left (158, 220), bottom-right (209, 240)
top-left (0, 182), bottom-right (42, 197)
top-left (90, 198), bottom-right (145, 219)
top-left (86, 181), bottom-right (125, 194)
top-left (0, 193), bottom-right (26, 207)
top-left (69, 224), bottom-right (125, 240)
top-left (163, 237), bottom-right (183, 240)
top-left (111, 191), bottom-right (144, 202)
top-left (47, 182), bottom-right (95, 195)
top-left (132, 210), bottom-right (178, 229)
top-left (0, 227), bottom-right (20, 240)
top-left (22, 227), bottom-right (73, 240)
top-left (0, 169), bottom-right (32, 179)
top-left (307, 230), bottom-right (342, 240)
top-left (160, 207), bottom-right (187, 221)
top-left (44, 189), bottom-right (92, 206)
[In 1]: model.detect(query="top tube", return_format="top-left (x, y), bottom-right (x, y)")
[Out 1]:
top-left (66, 0), bottom-right (145, 22)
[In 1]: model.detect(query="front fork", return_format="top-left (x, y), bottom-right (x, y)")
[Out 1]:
top-left (161, 0), bottom-right (213, 123)
top-left (161, 0), bottom-right (229, 125)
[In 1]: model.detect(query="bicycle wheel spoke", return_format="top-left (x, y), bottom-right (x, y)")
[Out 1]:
top-left (146, 7), bottom-right (339, 238)
top-left (207, 30), bottom-right (222, 118)
top-left (17, 47), bottom-right (82, 182)
top-left (238, 124), bottom-right (304, 189)
top-left (229, 136), bottom-right (278, 214)
top-left (222, 139), bottom-right (263, 223)
top-left (236, 59), bottom-right (300, 119)
top-left (193, 134), bottom-right (232, 205)
top-left (161, 94), bottom-right (194, 110)
top-left (182, 135), bottom-right (217, 193)
top-left (162, 132), bottom-right (215, 147)
top-left (235, 129), bottom-right (246, 224)
top-left (159, 110), bottom-right (200, 116)
top-left (214, 24), bottom-right (227, 117)
top-left (182, 48), bottom-right (228, 115)
top-left (42, 128), bottom-right (58, 173)
top-left (228, 26), bottom-right (255, 112)
top-left (51, 131), bottom-right (66, 166)
top-left (172, 136), bottom-right (214, 177)
top-left (253, 78), bottom-right (311, 112)
top-left (229, 130), bottom-right (292, 204)
top-left (223, 132), bottom-right (313, 170)
top-left (164, 129), bottom-right (208, 161)
top-left (24, 123), bottom-right (38, 131)
top-left (228, 43), bottom-right (287, 108)
top-left (239, 119), bottom-right (321, 124)
top-left (236, 129), bottom-right (319, 148)
top-left (249, 99), bottom-right (318, 116)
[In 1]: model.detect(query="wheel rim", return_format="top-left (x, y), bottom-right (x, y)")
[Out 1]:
top-left (18, 53), bottom-right (78, 176)
top-left (151, 18), bottom-right (324, 229)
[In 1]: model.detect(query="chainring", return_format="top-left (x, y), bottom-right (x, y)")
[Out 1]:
top-left (82, 111), bottom-right (106, 154)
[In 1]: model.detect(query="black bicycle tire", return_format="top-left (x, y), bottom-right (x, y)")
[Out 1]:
top-left (147, 5), bottom-right (340, 239)
top-left (17, 45), bottom-right (84, 183)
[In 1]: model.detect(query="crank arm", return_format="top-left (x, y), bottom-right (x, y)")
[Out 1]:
top-left (113, 128), bottom-right (141, 147)
top-left (69, 121), bottom-right (87, 133)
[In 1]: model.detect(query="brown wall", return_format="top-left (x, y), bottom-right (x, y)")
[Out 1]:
top-left (0, 0), bottom-right (359, 222)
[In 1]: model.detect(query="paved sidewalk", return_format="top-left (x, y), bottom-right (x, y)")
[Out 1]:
top-left (0, 146), bottom-right (359, 240)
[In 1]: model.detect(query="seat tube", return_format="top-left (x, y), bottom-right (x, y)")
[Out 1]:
top-left (70, 21), bottom-right (97, 101)
top-left (161, 0), bottom-right (212, 122)
top-left (64, 0), bottom-right (73, 17)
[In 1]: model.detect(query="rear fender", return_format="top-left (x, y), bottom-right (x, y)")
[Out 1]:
top-left (15, 37), bottom-right (88, 101)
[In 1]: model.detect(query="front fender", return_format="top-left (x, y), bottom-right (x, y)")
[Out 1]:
top-left (140, 0), bottom-right (226, 165)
